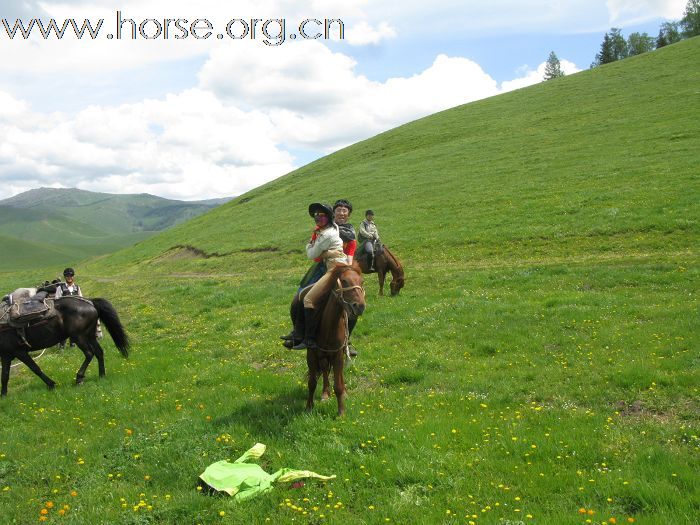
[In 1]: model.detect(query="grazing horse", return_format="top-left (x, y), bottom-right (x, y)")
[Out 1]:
top-left (298, 265), bottom-right (365, 416)
top-left (354, 245), bottom-right (405, 296)
top-left (0, 296), bottom-right (129, 396)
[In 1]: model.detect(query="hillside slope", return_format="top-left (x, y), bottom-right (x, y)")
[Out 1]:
top-left (0, 187), bottom-right (230, 269)
top-left (98, 37), bottom-right (698, 272)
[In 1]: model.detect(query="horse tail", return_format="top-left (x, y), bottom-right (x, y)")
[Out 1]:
top-left (91, 298), bottom-right (130, 357)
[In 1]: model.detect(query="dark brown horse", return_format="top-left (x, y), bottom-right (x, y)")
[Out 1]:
top-left (297, 265), bottom-right (365, 416)
top-left (0, 296), bottom-right (129, 396)
top-left (354, 245), bottom-right (405, 296)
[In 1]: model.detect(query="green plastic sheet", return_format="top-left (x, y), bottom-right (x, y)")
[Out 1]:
top-left (199, 443), bottom-right (336, 501)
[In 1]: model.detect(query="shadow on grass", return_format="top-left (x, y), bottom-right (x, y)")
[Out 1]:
top-left (213, 387), bottom-right (333, 436)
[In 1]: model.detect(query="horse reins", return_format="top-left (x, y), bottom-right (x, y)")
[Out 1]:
top-left (316, 278), bottom-right (363, 356)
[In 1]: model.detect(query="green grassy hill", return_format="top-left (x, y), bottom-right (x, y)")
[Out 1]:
top-left (0, 188), bottom-right (230, 269)
top-left (0, 39), bottom-right (697, 524)
top-left (98, 37), bottom-right (697, 270)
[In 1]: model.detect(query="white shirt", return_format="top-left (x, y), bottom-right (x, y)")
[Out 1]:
top-left (306, 224), bottom-right (347, 264)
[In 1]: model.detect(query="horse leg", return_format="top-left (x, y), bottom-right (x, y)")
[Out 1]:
top-left (1, 355), bottom-right (11, 396)
top-left (333, 353), bottom-right (346, 417)
top-left (306, 351), bottom-right (317, 411)
top-left (321, 368), bottom-right (331, 401)
top-left (73, 338), bottom-right (94, 385)
top-left (91, 339), bottom-right (106, 377)
top-left (13, 351), bottom-right (56, 390)
top-left (378, 269), bottom-right (386, 296)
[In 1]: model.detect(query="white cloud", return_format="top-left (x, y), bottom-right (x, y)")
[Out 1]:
top-left (0, 88), bottom-right (296, 200)
top-left (345, 20), bottom-right (397, 45)
top-left (501, 58), bottom-right (581, 92)
top-left (0, 91), bottom-right (29, 118)
top-left (200, 42), bottom-right (500, 151)
top-left (606, 0), bottom-right (687, 25)
top-left (4, 0), bottom-right (614, 200)
top-left (0, 30), bottom-right (587, 200)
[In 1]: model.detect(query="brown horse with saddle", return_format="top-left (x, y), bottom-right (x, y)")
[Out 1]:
top-left (0, 286), bottom-right (129, 396)
top-left (354, 244), bottom-right (405, 296)
top-left (290, 264), bottom-right (365, 416)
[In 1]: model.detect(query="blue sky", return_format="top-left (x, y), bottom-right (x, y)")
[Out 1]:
top-left (0, 0), bottom-right (688, 200)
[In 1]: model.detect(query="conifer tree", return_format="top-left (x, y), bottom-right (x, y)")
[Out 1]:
top-left (656, 22), bottom-right (681, 48)
top-left (592, 28), bottom-right (628, 67)
top-left (543, 51), bottom-right (565, 80)
top-left (592, 32), bottom-right (614, 67)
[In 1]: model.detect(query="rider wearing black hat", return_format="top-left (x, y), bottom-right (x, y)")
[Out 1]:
top-left (290, 203), bottom-right (348, 350)
top-left (283, 199), bottom-right (359, 352)
top-left (55, 268), bottom-right (82, 299)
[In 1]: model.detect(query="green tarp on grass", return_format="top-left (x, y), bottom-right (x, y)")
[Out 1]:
top-left (199, 443), bottom-right (336, 501)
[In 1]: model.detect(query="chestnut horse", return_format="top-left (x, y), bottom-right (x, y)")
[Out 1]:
top-left (0, 296), bottom-right (129, 396)
top-left (354, 245), bottom-right (405, 296)
top-left (300, 265), bottom-right (365, 416)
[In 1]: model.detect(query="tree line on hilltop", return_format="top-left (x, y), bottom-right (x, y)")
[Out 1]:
top-left (543, 0), bottom-right (700, 80)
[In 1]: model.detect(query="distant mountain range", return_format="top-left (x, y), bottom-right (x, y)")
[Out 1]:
top-left (0, 187), bottom-right (232, 270)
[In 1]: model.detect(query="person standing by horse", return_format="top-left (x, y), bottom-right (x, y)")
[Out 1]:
top-left (55, 267), bottom-right (82, 349)
top-left (291, 203), bottom-right (348, 350)
top-left (358, 210), bottom-right (380, 271)
top-left (54, 268), bottom-right (82, 299)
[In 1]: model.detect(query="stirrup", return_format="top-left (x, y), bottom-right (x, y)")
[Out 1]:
top-left (283, 339), bottom-right (301, 349)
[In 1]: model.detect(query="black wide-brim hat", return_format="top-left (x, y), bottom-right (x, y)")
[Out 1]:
top-left (308, 203), bottom-right (335, 222)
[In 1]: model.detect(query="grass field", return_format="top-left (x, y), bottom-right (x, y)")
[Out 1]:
top-left (0, 38), bottom-right (698, 524)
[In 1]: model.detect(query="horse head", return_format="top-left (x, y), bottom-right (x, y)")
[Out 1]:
top-left (390, 275), bottom-right (405, 296)
top-left (334, 266), bottom-right (366, 317)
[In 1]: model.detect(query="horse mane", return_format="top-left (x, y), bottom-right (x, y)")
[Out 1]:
top-left (313, 264), bottom-right (354, 301)
top-left (306, 264), bottom-right (357, 312)
top-left (383, 247), bottom-right (404, 282)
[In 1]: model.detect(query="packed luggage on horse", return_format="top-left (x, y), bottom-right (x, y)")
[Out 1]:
top-left (0, 275), bottom-right (128, 396)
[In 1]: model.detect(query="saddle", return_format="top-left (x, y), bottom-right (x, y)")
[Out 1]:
top-left (1, 290), bottom-right (56, 331)
top-left (1, 284), bottom-right (64, 347)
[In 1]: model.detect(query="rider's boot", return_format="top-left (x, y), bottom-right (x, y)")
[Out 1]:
top-left (292, 308), bottom-right (318, 350)
top-left (282, 300), bottom-right (305, 347)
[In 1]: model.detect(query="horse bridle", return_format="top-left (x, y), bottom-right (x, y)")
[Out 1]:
top-left (333, 279), bottom-right (365, 310)
top-left (313, 278), bottom-right (363, 355)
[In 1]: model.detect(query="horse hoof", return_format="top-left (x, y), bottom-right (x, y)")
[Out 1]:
top-left (47, 383), bottom-right (56, 390)
top-left (321, 393), bottom-right (330, 401)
